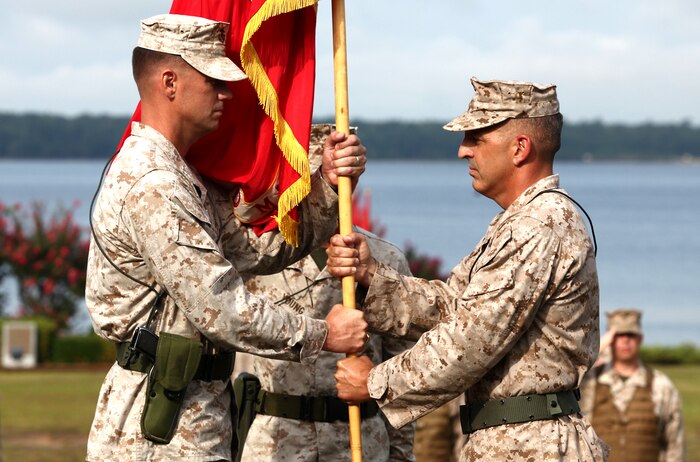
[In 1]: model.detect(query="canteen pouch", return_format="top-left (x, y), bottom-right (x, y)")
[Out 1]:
top-left (141, 332), bottom-right (202, 444)
top-left (232, 372), bottom-right (261, 462)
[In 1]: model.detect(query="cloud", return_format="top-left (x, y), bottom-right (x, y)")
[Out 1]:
top-left (313, 0), bottom-right (700, 123)
top-left (2, 0), bottom-right (699, 124)
top-left (0, 62), bottom-right (137, 116)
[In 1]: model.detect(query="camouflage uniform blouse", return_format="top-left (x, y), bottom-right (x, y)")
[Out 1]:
top-left (239, 231), bottom-right (415, 462)
top-left (361, 175), bottom-right (609, 461)
top-left (86, 123), bottom-right (340, 461)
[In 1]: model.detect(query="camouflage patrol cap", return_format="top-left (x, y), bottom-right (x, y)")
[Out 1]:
top-left (443, 77), bottom-right (560, 132)
top-left (607, 309), bottom-right (643, 336)
top-left (137, 14), bottom-right (246, 82)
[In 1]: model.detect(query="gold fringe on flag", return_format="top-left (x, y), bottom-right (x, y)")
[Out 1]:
top-left (240, 0), bottom-right (320, 246)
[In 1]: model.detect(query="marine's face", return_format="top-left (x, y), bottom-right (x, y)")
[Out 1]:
top-left (457, 125), bottom-right (514, 204)
top-left (177, 64), bottom-right (232, 136)
top-left (613, 332), bottom-right (642, 362)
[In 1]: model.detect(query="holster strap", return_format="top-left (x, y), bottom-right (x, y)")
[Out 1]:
top-left (460, 389), bottom-right (581, 434)
top-left (115, 342), bottom-right (233, 382)
top-left (256, 390), bottom-right (379, 423)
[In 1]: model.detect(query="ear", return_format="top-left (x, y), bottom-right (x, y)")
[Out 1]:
top-left (512, 134), bottom-right (532, 166)
top-left (161, 69), bottom-right (177, 100)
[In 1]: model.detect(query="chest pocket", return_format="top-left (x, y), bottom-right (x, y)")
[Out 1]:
top-left (173, 191), bottom-right (217, 251)
top-left (462, 227), bottom-right (514, 298)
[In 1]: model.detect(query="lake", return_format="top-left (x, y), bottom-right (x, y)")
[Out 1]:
top-left (0, 159), bottom-right (698, 346)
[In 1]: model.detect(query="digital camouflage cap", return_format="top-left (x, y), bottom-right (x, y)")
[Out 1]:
top-left (443, 77), bottom-right (560, 132)
top-left (606, 309), bottom-right (643, 336)
top-left (137, 14), bottom-right (247, 82)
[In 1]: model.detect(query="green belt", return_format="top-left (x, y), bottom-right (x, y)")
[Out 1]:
top-left (115, 342), bottom-right (234, 382)
top-left (460, 389), bottom-right (581, 434)
top-left (256, 389), bottom-right (379, 423)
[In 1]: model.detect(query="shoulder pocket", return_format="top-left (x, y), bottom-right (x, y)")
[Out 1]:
top-left (172, 191), bottom-right (217, 251)
top-left (462, 227), bottom-right (514, 297)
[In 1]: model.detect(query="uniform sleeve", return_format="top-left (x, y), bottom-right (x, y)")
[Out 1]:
top-left (382, 335), bottom-right (417, 461)
top-left (366, 219), bottom-right (562, 428)
top-left (366, 235), bottom-right (417, 460)
top-left (359, 263), bottom-right (457, 340)
top-left (213, 170), bottom-right (339, 276)
top-left (382, 337), bottom-right (416, 462)
top-left (123, 172), bottom-right (327, 363)
top-left (657, 373), bottom-right (685, 462)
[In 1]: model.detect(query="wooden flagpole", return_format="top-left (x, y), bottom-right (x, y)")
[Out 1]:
top-left (331, 1), bottom-right (362, 461)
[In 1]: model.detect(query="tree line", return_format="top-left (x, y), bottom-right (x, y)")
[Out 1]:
top-left (1, 112), bottom-right (698, 161)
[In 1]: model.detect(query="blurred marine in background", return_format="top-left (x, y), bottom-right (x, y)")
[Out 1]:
top-left (580, 309), bottom-right (685, 462)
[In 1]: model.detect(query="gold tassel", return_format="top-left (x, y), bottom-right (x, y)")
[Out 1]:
top-left (241, 0), bottom-right (320, 245)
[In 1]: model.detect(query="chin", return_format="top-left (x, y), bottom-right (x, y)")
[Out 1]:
top-left (207, 121), bottom-right (222, 132)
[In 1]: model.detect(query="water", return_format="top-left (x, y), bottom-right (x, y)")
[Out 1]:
top-left (1, 159), bottom-right (698, 346)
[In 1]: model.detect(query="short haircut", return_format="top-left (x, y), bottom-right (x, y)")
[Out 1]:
top-left (131, 46), bottom-right (183, 88)
top-left (510, 113), bottom-right (564, 158)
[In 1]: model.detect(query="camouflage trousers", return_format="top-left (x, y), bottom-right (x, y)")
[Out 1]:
top-left (458, 415), bottom-right (608, 462)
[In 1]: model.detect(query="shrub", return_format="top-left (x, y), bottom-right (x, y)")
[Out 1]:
top-left (0, 200), bottom-right (89, 330)
top-left (640, 343), bottom-right (700, 365)
top-left (403, 242), bottom-right (449, 281)
top-left (51, 333), bottom-right (114, 364)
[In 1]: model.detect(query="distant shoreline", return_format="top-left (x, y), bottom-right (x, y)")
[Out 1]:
top-left (2, 113), bottom-right (700, 162)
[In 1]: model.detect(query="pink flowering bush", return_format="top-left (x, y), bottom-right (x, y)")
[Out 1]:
top-left (403, 243), bottom-right (449, 282)
top-left (0, 200), bottom-right (89, 330)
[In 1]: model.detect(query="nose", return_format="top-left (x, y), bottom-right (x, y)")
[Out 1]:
top-left (217, 81), bottom-right (233, 100)
top-left (457, 143), bottom-right (473, 160)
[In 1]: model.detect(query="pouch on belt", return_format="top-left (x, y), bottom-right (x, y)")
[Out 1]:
top-left (141, 332), bottom-right (202, 444)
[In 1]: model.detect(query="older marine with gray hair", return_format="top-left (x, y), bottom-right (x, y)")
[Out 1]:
top-left (327, 77), bottom-right (609, 461)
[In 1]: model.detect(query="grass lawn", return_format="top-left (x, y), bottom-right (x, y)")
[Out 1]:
top-left (0, 366), bottom-right (107, 462)
top-left (658, 364), bottom-right (700, 460)
top-left (0, 364), bottom-right (698, 461)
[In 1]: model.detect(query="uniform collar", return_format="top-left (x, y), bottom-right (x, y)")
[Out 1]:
top-left (489, 174), bottom-right (560, 230)
top-left (130, 122), bottom-right (208, 201)
top-left (509, 174), bottom-right (560, 211)
top-left (598, 361), bottom-right (649, 387)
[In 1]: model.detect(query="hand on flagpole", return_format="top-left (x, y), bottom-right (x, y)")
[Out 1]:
top-left (326, 232), bottom-right (377, 287)
top-left (335, 355), bottom-right (374, 402)
top-left (321, 131), bottom-right (367, 190)
top-left (323, 304), bottom-right (369, 353)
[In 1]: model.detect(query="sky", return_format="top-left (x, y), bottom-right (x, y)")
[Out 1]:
top-left (3, 0), bottom-right (700, 124)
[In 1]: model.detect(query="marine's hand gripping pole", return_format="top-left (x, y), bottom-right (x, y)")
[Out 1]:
top-left (332, 1), bottom-right (362, 460)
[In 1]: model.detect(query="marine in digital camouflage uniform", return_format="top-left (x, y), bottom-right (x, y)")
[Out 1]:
top-left (232, 125), bottom-right (414, 462)
top-left (86, 14), bottom-right (368, 462)
top-left (328, 77), bottom-right (609, 461)
top-left (580, 309), bottom-right (685, 462)
top-left (237, 229), bottom-right (415, 462)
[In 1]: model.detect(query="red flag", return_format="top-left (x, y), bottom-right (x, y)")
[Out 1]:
top-left (118, 0), bottom-right (319, 245)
